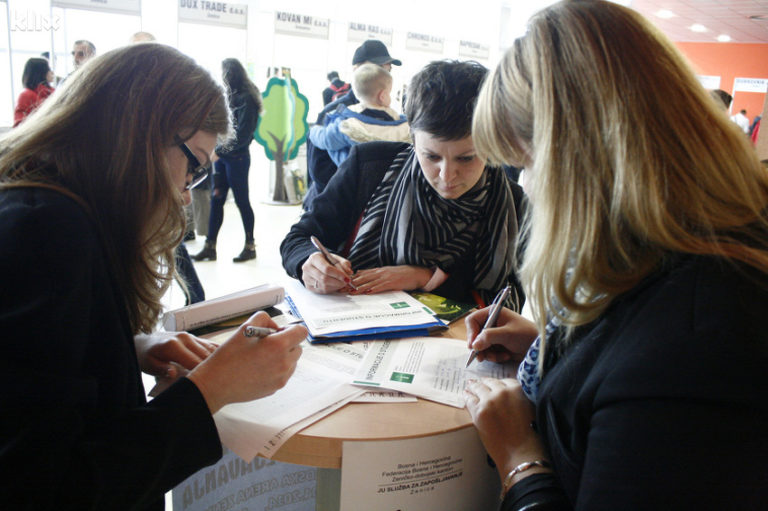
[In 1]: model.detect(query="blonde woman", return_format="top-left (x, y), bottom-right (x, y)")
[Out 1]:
top-left (463, 1), bottom-right (768, 509)
top-left (0, 44), bottom-right (305, 508)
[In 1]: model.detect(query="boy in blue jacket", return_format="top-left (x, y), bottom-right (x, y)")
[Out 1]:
top-left (309, 63), bottom-right (410, 166)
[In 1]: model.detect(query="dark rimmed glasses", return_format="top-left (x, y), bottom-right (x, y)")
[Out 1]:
top-left (178, 142), bottom-right (212, 191)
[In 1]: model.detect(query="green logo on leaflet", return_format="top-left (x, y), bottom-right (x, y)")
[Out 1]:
top-left (390, 302), bottom-right (410, 309)
top-left (390, 372), bottom-right (414, 383)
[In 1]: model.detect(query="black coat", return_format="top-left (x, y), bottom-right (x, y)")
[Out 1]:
top-left (0, 187), bottom-right (221, 510)
top-left (504, 254), bottom-right (768, 510)
top-left (282, 141), bottom-right (526, 306)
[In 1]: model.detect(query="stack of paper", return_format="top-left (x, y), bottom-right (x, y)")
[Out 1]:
top-left (285, 280), bottom-right (447, 343)
top-left (162, 284), bottom-right (285, 331)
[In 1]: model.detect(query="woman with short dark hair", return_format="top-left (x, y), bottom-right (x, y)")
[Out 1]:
top-left (13, 57), bottom-right (54, 127)
top-left (281, 60), bottom-right (525, 309)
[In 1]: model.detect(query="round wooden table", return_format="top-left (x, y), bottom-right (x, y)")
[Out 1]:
top-left (270, 321), bottom-right (474, 469)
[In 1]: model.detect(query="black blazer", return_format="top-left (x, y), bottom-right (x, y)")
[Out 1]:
top-left (504, 254), bottom-right (768, 510)
top-left (0, 187), bottom-right (221, 510)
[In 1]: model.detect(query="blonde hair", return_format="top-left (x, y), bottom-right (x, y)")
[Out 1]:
top-left (352, 63), bottom-right (392, 105)
top-left (0, 43), bottom-right (230, 334)
top-left (474, 0), bottom-right (768, 343)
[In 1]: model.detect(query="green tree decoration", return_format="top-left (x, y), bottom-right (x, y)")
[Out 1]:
top-left (254, 70), bottom-right (309, 202)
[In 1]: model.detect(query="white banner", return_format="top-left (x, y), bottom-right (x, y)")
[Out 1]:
top-left (178, 0), bottom-right (247, 29)
top-left (459, 40), bottom-right (490, 60)
top-left (733, 77), bottom-right (768, 93)
top-left (696, 75), bottom-right (721, 90)
top-left (348, 22), bottom-right (393, 46)
top-left (340, 427), bottom-right (500, 511)
top-left (406, 32), bottom-right (444, 53)
top-left (51, 0), bottom-right (140, 15)
top-left (275, 11), bottom-right (329, 39)
top-left (173, 448), bottom-right (317, 511)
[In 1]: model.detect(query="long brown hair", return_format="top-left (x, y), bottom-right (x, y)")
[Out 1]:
top-left (474, 0), bottom-right (768, 342)
top-left (0, 43), bottom-right (230, 333)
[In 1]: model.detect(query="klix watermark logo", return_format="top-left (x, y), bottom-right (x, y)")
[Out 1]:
top-left (10, 9), bottom-right (62, 32)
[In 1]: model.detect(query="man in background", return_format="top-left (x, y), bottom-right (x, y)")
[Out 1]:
top-left (71, 40), bottom-right (96, 71)
top-left (731, 108), bottom-right (750, 133)
top-left (304, 39), bottom-right (401, 211)
top-left (322, 71), bottom-right (350, 106)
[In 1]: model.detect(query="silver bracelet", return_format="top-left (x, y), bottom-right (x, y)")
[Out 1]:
top-left (500, 459), bottom-right (551, 500)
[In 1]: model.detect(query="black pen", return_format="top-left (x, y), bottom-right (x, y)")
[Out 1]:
top-left (310, 235), bottom-right (357, 290)
top-left (466, 286), bottom-right (511, 367)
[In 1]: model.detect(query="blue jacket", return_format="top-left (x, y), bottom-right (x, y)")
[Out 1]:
top-left (309, 104), bottom-right (410, 166)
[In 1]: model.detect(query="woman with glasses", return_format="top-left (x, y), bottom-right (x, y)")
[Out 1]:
top-left (0, 43), bottom-right (305, 509)
top-left (193, 58), bottom-right (262, 263)
top-left (13, 57), bottom-right (55, 127)
top-left (463, 1), bottom-right (768, 509)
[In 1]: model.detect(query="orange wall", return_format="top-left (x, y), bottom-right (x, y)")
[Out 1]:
top-left (675, 42), bottom-right (768, 122)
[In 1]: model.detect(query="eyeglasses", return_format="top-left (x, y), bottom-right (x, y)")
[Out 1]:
top-left (178, 142), bottom-right (211, 190)
top-left (71, 50), bottom-right (86, 58)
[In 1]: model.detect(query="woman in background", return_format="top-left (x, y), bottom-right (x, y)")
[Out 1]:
top-left (463, 1), bottom-right (768, 509)
top-left (193, 58), bottom-right (262, 263)
top-left (0, 43), bottom-right (304, 509)
top-left (13, 57), bottom-right (54, 127)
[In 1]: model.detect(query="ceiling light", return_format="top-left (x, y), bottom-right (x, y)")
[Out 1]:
top-left (655, 9), bottom-right (675, 19)
top-left (689, 24), bottom-right (707, 33)
top-left (717, 34), bottom-right (731, 42)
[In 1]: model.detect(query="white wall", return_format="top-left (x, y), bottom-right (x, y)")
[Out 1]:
top-left (0, 0), bottom-right (560, 127)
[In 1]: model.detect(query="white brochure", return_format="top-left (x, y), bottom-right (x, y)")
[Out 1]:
top-left (213, 340), bottom-right (366, 461)
top-left (353, 337), bottom-right (516, 408)
top-left (285, 280), bottom-right (445, 341)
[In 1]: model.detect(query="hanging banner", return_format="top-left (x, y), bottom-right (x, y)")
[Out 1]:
top-left (178, 0), bottom-right (247, 29)
top-left (406, 32), bottom-right (444, 54)
top-left (348, 22), bottom-right (393, 46)
top-left (458, 40), bottom-right (490, 60)
top-left (51, 0), bottom-right (140, 15)
top-left (275, 11), bottom-right (329, 40)
top-left (733, 77), bottom-right (768, 93)
top-left (696, 75), bottom-right (721, 90)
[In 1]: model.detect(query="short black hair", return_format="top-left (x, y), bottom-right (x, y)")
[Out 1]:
top-left (711, 89), bottom-right (732, 109)
top-left (22, 57), bottom-right (50, 90)
top-left (404, 60), bottom-right (488, 140)
top-left (327, 71), bottom-right (339, 81)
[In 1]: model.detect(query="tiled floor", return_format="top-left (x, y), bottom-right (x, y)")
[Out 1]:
top-left (163, 155), bottom-right (305, 311)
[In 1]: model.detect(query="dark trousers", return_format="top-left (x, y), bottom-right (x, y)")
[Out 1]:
top-left (175, 243), bottom-right (205, 305)
top-left (207, 151), bottom-right (254, 243)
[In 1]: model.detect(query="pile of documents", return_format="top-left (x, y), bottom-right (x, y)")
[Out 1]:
top-left (164, 282), bottom-right (513, 462)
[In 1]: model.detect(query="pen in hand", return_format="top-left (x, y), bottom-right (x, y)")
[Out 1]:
top-left (243, 326), bottom-right (277, 338)
top-left (310, 235), bottom-right (357, 290)
top-left (466, 285), bottom-right (512, 367)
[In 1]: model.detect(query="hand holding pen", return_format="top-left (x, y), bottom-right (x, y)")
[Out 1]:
top-left (464, 292), bottom-right (539, 367)
top-left (466, 286), bottom-right (511, 367)
top-left (306, 235), bottom-right (357, 292)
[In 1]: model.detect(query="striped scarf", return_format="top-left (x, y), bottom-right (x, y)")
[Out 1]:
top-left (347, 147), bottom-right (518, 307)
